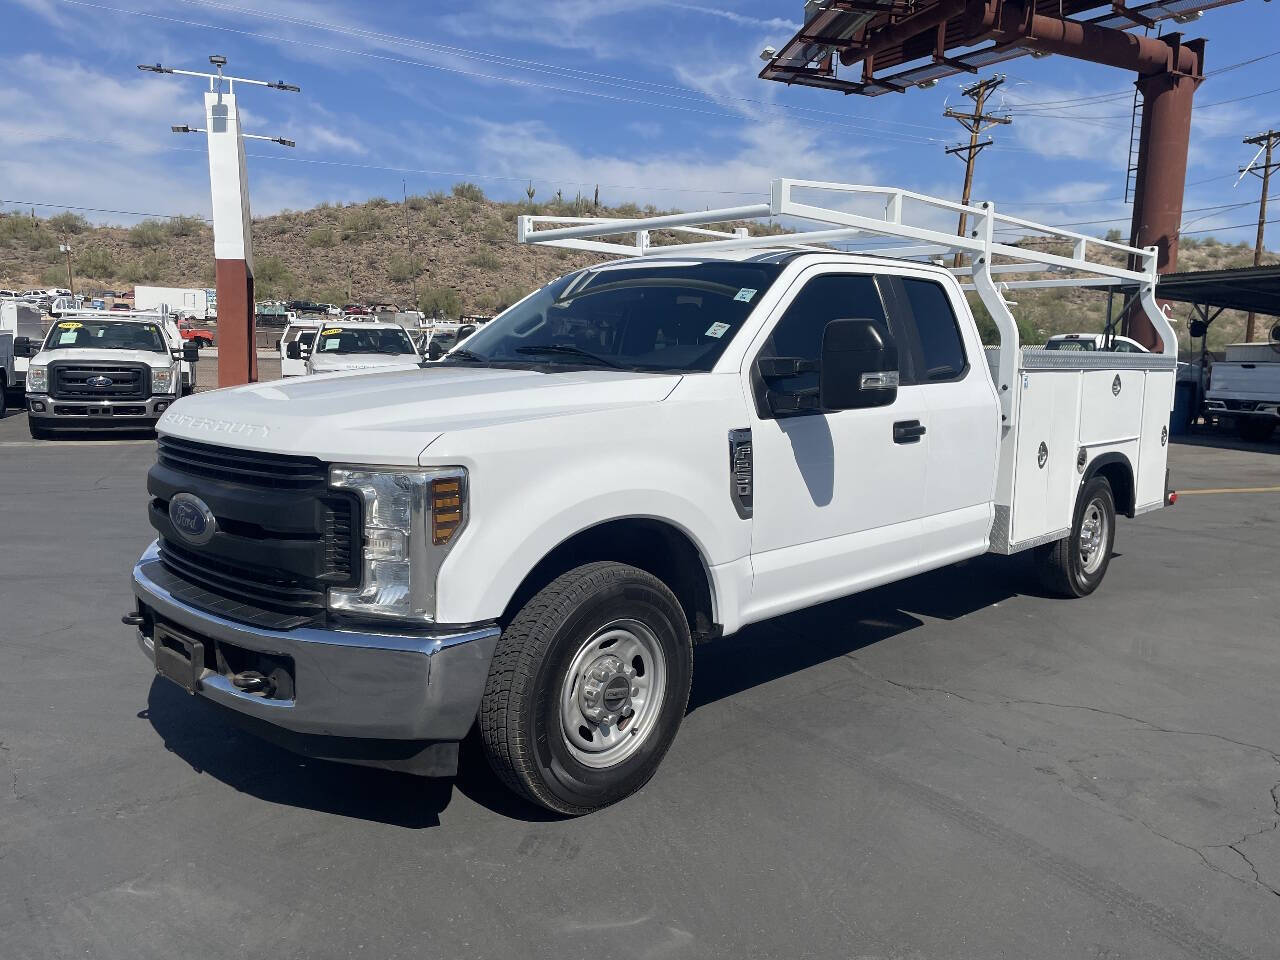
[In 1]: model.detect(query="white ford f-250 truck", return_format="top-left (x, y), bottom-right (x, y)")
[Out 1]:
top-left (127, 181), bottom-right (1178, 814)
top-left (24, 310), bottom-right (199, 439)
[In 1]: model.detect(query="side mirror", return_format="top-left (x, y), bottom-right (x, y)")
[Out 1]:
top-left (274, 339), bottom-right (282, 351)
top-left (428, 341), bottom-right (444, 361)
top-left (286, 341), bottom-right (302, 360)
top-left (182, 343), bottom-right (200, 362)
top-left (13, 336), bottom-right (33, 358)
top-left (819, 318), bottom-right (898, 411)
top-left (457, 324), bottom-right (476, 341)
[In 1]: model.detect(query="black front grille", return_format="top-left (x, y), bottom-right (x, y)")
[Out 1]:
top-left (157, 436), bottom-right (329, 488)
top-left (149, 437), bottom-right (362, 627)
top-left (51, 362), bottom-right (148, 400)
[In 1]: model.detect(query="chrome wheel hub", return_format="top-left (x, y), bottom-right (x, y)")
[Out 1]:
top-left (559, 620), bottom-right (668, 769)
top-left (1078, 498), bottom-right (1109, 575)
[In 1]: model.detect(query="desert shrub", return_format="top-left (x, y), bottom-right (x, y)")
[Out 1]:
top-left (452, 181), bottom-right (485, 202)
top-left (167, 215), bottom-right (205, 237)
top-left (341, 206), bottom-right (382, 239)
top-left (40, 265), bottom-right (68, 286)
top-left (1103, 228), bottom-right (1123, 243)
top-left (368, 196), bottom-right (391, 208)
top-left (0, 214), bottom-right (37, 245)
top-left (306, 226), bottom-right (337, 248)
top-left (478, 284), bottom-right (527, 314)
top-left (121, 252), bottom-right (167, 283)
top-left (467, 250), bottom-right (503, 271)
top-left (77, 247), bottom-right (116, 278)
top-left (482, 217), bottom-right (508, 241)
top-left (128, 219), bottom-right (168, 249)
top-left (405, 194), bottom-right (430, 211)
top-left (418, 286), bottom-right (461, 318)
top-left (386, 254), bottom-right (423, 282)
top-left (48, 212), bottom-right (90, 235)
top-left (253, 255), bottom-right (295, 298)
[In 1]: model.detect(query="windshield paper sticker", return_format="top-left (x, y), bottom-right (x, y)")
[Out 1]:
top-left (324, 338), bottom-right (340, 349)
top-left (733, 288), bottom-right (757, 303)
top-left (321, 327), bottom-right (342, 336)
top-left (705, 321), bottom-right (731, 338)
top-left (58, 321), bottom-right (83, 330)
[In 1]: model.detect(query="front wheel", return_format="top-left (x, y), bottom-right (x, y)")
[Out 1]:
top-left (1034, 476), bottom-right (1116, 598)
top-left (479, 562), bottom-right (693, 815)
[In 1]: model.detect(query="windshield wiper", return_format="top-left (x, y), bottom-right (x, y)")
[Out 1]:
top-left (513, 344), bottom-right (621, 368)
top-left (442, 348), bottom-right (488, 363)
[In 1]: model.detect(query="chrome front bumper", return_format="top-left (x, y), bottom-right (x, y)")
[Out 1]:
top-left (29, 394), bottom-right (176, 424)
top-left (131, 543), bottom-right (501, 745)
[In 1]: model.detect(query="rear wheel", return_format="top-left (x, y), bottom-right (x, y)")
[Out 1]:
top-left (479, 561), bottom-right (693, 815)
top-left (1034, 476), bottom-right (1116, 598)
top-left (1238, 418), bottom-right (1276, 443)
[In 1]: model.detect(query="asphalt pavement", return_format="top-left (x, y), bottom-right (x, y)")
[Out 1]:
top-left (0, 407), bottom-right (1277, 960)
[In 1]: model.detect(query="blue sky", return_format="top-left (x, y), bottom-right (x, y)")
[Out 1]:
top-left (1, 0), bottom-right (1276, 245)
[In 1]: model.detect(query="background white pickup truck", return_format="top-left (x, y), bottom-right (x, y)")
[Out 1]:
top-left (25, 310), bottom-right (199, 438)
top-left (1204, 334), bottom-right (1280, 442)
top-left (283, 319), bottom-right (423, 375)
top-left (128, 181), bottom-right (1178, 815)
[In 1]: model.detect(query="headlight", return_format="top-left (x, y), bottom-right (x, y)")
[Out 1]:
top-left (26, 365), bottom-right (48, 393)
top-left (327, 466), bottom-right (468, 622)
top-left (151, 367), bottom-right (175, 394)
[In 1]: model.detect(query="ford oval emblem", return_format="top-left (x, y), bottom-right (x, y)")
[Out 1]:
top-left (169, 493), bottom-right (217, 546)
top-left (87, 375), bottom-right (113, 387)
top-left (1112, 374), bottom-right (1122, 396)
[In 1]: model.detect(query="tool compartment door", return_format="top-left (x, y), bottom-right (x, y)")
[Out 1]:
top-left (1136, 370), bottom-right (1175, 509)
top-left (1010, 370), bottom-right (1081, 546)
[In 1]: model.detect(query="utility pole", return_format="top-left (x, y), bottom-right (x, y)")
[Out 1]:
top-left (1240, 129), bottom-right (1280, 342)
top-left (139, 55), bottom-right (298, 386)
top-left (945, 75), bottom-right (1011, 268)
top-left (59, 243), bottom-right (74, 298)
top-left (402, 179), bottom-right (419, 309)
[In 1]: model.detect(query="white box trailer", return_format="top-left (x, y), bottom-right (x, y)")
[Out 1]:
top-left (134, 286), bottom-right (216, 320)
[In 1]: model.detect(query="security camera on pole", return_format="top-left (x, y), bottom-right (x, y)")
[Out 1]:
top-left (139, 55), bottom-right (299, 386)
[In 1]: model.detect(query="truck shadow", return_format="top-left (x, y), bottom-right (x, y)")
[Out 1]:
top-left (143, 553), bottom-right (1039, 827)
top-left (688, 553), bottom-right (1034, 711)
top-left (1171, 431), bottom-right (1280, 456)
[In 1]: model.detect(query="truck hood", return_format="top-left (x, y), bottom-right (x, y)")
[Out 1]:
top-left (34, 348), bottom-right (174, 368)
top-left (157, 366), bottom-right (682, 464)
top-left (307, 353), bottom-right (423, 374)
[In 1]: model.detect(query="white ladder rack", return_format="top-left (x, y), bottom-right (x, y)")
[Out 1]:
top-left (517, 178), bottom-right (1177, 427)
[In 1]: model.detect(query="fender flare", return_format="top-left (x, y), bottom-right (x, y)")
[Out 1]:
top-left (1080, 451), bottom-right (1135, 518)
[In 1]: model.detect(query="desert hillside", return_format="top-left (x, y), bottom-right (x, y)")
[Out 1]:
top-left (1, 181), bottom-right (1273, 350)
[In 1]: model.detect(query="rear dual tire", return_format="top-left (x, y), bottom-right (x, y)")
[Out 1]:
top-left (1034, 476), bottom-right (1116, 598)
top-left (479, 562), bottom-right (693, 816)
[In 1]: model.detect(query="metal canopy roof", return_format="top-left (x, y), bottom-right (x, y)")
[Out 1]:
top-left (760, 0), bottom-right (1242, 95)
top-left (1146, 264), bottom-right (1280, 317)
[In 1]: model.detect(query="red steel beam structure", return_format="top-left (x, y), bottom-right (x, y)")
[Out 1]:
top-left (761, 0), bottom-right (1242, 350)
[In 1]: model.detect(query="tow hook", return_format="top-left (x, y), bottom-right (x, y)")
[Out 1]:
top-left (121, 612), bottom-right (146, 627)
top-left (231, 671), bottom-right (275, 696)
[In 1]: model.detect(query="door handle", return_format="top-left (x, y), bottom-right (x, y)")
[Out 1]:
top-left (893, 420), bottom-right (926, 444)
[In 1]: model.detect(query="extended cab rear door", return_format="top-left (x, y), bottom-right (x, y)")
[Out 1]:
top-left (878, 271), bottom-right (1000, 568)
top-left (740, 266), bottom-right (929, 624)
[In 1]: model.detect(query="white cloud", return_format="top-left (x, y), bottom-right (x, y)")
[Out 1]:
top-left (304, 125), bottom-right (368, 155)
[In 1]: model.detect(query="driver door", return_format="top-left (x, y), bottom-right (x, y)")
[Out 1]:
top-left (741, 268), bottom-right (929, 624)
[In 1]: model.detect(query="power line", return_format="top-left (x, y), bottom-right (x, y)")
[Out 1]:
top-left (57, 0), bottom-right (954, 144)
top-left (169, 0), bottom-right (954, 136)
top-left (0, 198), bottom-right (210, 220)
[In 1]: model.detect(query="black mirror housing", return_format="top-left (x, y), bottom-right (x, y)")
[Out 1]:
top-left (182, 343), bottom-right (200, 362)
top-left (819, 318), bottom-right (899, 411)
top-left (285, 341), bottom-right (302, 360)
top-left (13, 336), bottom-right (33, 358)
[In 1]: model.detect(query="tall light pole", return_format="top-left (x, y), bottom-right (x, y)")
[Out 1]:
top-left (139, 55), bottom-right (298, 386)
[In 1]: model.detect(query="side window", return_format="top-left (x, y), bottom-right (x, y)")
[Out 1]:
top-left (900, 278), bottom-right (968, 382)
top-left (758, 273), bottom-right (888, 403)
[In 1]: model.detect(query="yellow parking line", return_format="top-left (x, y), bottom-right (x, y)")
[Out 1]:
top-left (1178, 486), bottom-right (1280, 495)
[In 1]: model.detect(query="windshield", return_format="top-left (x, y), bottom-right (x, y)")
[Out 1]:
top-left (42, 318), bottom-right (168, 353)
top-left (1044, 339), bottom-right (1095, 351)
top-left (452, 261), bottom-right (784, 372)
top-left (315, 326), bottom-right (416, 355)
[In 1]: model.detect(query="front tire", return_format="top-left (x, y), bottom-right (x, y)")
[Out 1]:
top-left (1034, 476), bottom-right (1116, 598)
top-left (479, 562), bottom-right (693, 815)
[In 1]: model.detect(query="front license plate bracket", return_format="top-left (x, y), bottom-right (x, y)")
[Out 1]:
top-left (154, 626), bottom-right (205, 694)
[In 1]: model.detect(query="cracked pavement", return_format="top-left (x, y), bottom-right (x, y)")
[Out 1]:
top-left (1, 411), bottom-right (1278, 959)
